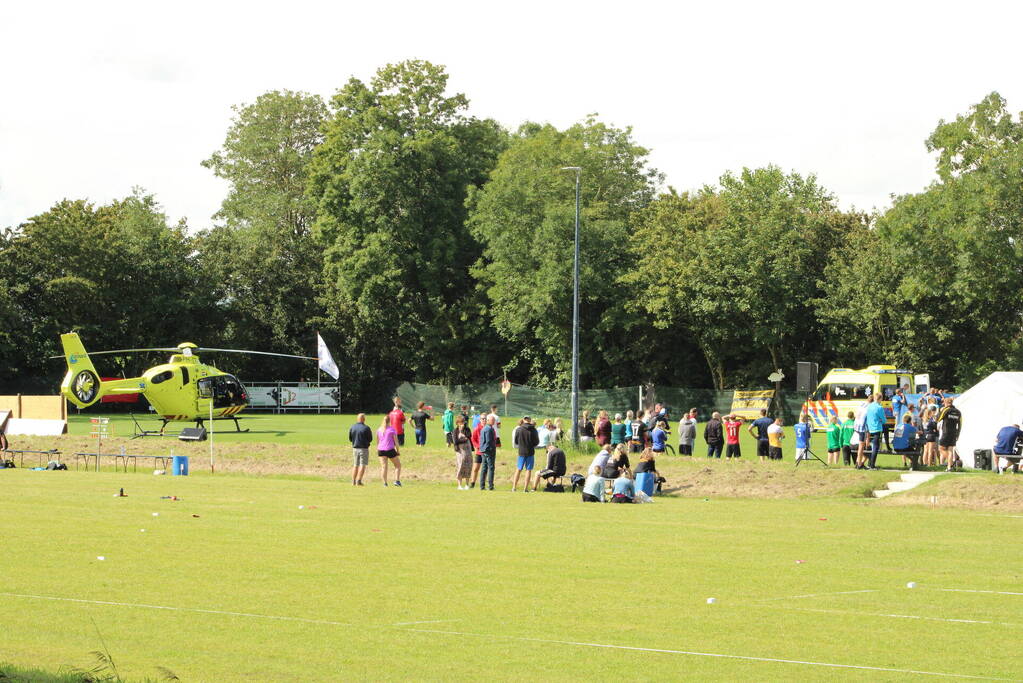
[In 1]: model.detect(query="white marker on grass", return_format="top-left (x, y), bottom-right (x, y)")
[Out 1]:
top-left (706, 597), bottom-right (717, 604)
top-left (906, 582), bottom-right (917, 588)
top-left (97, 556), bottom-right (105, 561)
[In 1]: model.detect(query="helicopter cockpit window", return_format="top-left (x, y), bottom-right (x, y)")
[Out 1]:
top-left (151, 370), bottom-right (174, 385)
top-left (196, 375), bottom-right (245, 408)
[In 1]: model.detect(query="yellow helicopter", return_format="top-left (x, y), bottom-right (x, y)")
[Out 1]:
top-left (58, 332), bottom-right (316, 433)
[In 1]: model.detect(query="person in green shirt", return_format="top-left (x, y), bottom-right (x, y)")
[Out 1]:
top-left (442, 402), bottom-right (455, 446)
top-left (840, 411), bottom-right (856, 466)
top-left (825, 414), bottom-right (842, 465)
top-left (610, 413), bottom-right (627, 446)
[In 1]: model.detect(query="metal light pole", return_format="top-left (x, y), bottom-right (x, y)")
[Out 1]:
top-left (561, 166), bottom-right (581, 445)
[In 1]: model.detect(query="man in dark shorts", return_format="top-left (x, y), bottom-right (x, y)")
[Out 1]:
top-left (388, 398), bottom-right (406, 446)
top-left (748, 408), bottom-right (773, 461)
top-left (936, 396), bottom-right (962, 470)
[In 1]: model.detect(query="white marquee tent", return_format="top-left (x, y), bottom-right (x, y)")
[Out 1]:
top-left (953, 372), bottom-right (1023, 469)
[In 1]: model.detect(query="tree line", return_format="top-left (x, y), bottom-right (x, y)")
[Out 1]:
top-left (2, 60), bottom-right (1021, 407)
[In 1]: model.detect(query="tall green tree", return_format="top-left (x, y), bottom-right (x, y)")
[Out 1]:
top-left (819, 92), bottom-right (1023, 388)
top-left (199, 90), bottom-right (327, 375)
top-left (630, 168), bottom-right (854, 389)
top-left (0, 191), bottom-right (214, 388)
top-left (308, 60), bottom-right (507, 394)
top-left (467, 118), bottom-right (663, 388)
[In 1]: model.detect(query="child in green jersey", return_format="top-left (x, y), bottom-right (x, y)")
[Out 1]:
top-left (826, 414), bottom-right (842, 465)
top-left (840, 411), bottom-right (856, 466)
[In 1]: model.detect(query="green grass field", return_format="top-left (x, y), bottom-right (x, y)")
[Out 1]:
top-left (3, 412), bottom-right (1020, 680)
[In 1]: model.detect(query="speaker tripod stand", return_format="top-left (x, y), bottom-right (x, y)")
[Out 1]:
top-left (795, 444), bottom-right (829, 467)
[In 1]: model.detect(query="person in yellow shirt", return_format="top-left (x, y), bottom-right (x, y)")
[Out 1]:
top-left (766, 417), bottom-right (784, 461)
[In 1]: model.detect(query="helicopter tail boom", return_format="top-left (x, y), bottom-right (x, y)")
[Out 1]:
top-left (60, 333), bottom-right (144, 408)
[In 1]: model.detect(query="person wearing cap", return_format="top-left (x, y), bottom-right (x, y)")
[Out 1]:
top-left (512, 416), bottom-right (540, 491)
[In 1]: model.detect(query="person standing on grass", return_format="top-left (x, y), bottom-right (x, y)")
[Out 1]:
top-left (678, 408), bottom-right (697, 456)
top-left (891, 386), bottom-right (908, 427)
top-left (793, 413), bottom-right (812, 462)
top-left (825, 414), bottom-right (842, 465)
top-left (595, 410), bottom-right (612, 447)
top-left (865, 393), bottom-right (886, 469)
top-left (487, 404), bottom-right (503, 448)
top-left (479, 415), bottom-right (498, 491)
top-left (723, 414), bottom-right (743, 459)
top-left (854, 394), bottom-right (872, 469)
top-left (388, 398), bottom-right (406, 447)
top-left (442, 402), bottom-right (456, 447)
top-left (512, 416), bottom-right (540, 492)
top-left (704, 411), bottom-right (724, 458)
top-left (611, 413), bottom-right (627, 447)
top-left (376, 416), bottom-right (402, 487)
top-left (624, 409), bottom-right (635, 443)
top-left (629, 411), bottom-right (648, 454)
top-left (460, 405), bottom-right (470, 427)
top-left (936, 396), bottom-right (963, 471)
top-left (579, 410), bottom-right (595, 442)
top-left (348, 413), bottom-right (373, 486)
top-left (767, 417), bottom-right (784, 460)
top-left (748, 408), bottom-right (772, 461)
top-left (411, 401), bottom-right (432, 446)
top-left (840, 411), bottom-right (856, 466)
top-left (469, 413), bottom-right (485, 488)
top-left (452, 414), bottom-right (473, 489)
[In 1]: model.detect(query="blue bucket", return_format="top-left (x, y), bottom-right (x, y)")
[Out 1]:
top-left (172, 455), bottom-right (189, 476)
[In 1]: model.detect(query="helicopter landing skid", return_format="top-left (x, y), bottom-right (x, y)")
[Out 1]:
top-left (193, 416), bottom-right (249, 433)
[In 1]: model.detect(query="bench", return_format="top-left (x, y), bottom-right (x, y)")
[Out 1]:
top-left (2, 448), bottom-right (62, 468)
top-left (73, 452), bottom-right (173, 473)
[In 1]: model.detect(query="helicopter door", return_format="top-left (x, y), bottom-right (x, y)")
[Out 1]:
top-left (196, 377), bottom-right (214, 416)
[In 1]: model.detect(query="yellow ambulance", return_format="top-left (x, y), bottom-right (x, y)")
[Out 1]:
top-left (802, 366), bottom-right (929, 429)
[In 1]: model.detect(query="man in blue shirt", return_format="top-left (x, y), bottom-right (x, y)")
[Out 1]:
top-left (479, 416), bottom-right (497, 491)
top-left (891, 414), bottom-right (918, 467)
top-left (865, 393), bottom-right (887, 469)
top-left (748, 409), bottom-right (774, 462)
top-left (793, 415), bottom-right (812, 462)
top-left (993, 424), bottom-right (1023, 473)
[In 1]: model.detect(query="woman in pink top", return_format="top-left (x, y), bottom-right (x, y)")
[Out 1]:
top-left (377, 416), bottom-right (402, 487)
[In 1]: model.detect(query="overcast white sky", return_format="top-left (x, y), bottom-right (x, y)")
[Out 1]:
top-left (2, 0), bottom-right (1021, 230)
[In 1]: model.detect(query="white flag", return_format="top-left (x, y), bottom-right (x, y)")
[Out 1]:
top-left (317, 333), bottom-right (340, 380)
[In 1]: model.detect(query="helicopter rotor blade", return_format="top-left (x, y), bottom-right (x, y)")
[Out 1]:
top-left (48, 347), bottom-right (180, 360)
top-left (194, 348), bottom-right (318, 361)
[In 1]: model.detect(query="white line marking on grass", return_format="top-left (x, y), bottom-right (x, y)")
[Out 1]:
top-left (3, 592), bottom-right (1010, 680)
top-left (391, 619), bottom-right (459, 626)
top-left (935, 589), bottom-right (1023, 597)
top-left (0, 592), bottom-right (354, 628)
top-left (766, 605), bottom-right (1023, 628)
top-left (758, 589), bottom-right (880, 601)
top-left (400, 627), bottom-right (1008, 680)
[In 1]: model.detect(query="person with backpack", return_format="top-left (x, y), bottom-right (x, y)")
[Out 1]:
top-left (704, 412), bottom-right (724, 458)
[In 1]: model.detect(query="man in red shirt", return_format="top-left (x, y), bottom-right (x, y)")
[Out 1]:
top-left (469, 416), bottom-right (485, 489)
top-left (724, 414), bottom-right (743, 459)
top-left (388, 398), bottom-right (406, 447)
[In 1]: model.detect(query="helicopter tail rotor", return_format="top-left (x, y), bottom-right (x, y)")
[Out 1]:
top-left (59, 333), bottom-right (144, 408)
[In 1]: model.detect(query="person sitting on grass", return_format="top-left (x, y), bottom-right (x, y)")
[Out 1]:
top-left (533, 442), bottom-right (568, 491)
top-left (891, 413), bottom-right (919, 468)
top-left (610, 470), bottom-right (635, 503)
top-left (582, 465), bottom-right (605, 503)
top-left (651, 419), bottom-right (668, 455)
top-left (825, 414), bottom-right (842, 465)
top-left (590, 442), bottom-right (612, 474)
top-left (376, 416), bottom-right (402, 487)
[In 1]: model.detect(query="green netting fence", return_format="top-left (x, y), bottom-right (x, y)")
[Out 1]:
top-left (396, 382), bottom-right (807, 422)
